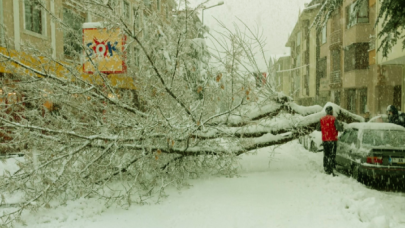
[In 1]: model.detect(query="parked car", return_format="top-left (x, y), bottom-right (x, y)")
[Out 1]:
top-left (335, 123), bottom-right (405, 184)
top-left (368, 114), bottom-right (389, 123)
top-left (299, 130), bottom-right (343, 153)
top-left (299, 131), bottom-right (323, 152)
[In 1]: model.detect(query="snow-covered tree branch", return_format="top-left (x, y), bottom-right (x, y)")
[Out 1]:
top-left (0, 0), bottom-right (364, 226)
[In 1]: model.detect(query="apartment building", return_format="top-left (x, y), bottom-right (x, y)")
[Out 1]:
top-left (278, 0), bottom-right (405, 117)
top-left (0, 0), bottom-right (177, 111)
top-left (279, 0), bottom-right (322, 106)
top-left (0, 0), bottom-right (175, 75)
top-left (374, 1), bottom-right (405, 114)
top-left (275, 56), bottom-right (291, 96)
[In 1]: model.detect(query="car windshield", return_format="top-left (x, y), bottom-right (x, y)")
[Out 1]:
top-left (362, 130), bottom-right (405, 147)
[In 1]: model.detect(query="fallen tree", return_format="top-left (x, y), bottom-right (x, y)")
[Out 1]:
top-left (0, 0), bottom-right (364, 226)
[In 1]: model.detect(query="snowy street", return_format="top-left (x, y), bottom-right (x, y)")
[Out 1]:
top-left (3, 141), bottom-right (405, 228)
top-left (2, 0), bottom-right (405, 227)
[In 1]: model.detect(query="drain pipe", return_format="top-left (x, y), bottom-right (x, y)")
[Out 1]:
top-left (0, 0), bottom-right (4, 46)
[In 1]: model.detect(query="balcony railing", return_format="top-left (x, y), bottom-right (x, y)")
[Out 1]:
top-left (330, 71), bottom-right (341, 84)
top-left (330, 29), bottom-right (342, 46)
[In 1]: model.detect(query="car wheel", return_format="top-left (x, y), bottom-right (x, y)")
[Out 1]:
top-left (351, 164), bottom-right (359, 180)
top-left (351, 164), bottom-right (369, 185)
top-left (309, 141), bottom-right (317, 152)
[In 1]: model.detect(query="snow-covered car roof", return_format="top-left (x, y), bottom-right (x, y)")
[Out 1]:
top-left (368, 114), bottom-right (388, 123)
top-left (346, 122), bottom-right (405, 131)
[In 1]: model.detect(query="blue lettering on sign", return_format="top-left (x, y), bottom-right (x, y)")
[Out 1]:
top-left (86, 42), bottom-right (94, 56)
top-left (85, 40), bottom-right (119, 58)
top-left (107, 41), bottom-right (119, 57)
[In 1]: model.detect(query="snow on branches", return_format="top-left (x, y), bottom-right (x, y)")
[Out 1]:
top-left (0, 0), bottom-right (363, 226)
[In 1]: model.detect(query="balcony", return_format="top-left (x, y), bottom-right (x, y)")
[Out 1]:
top-left (329, 71), bottom-right (342, 88)
top-left (330, 30), bottom-right (342, 50)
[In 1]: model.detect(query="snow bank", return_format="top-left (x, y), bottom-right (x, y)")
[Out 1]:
top-left (0, 157), bottom-right (22, 176)
top-left (9, 141), bottom-right (405, 228)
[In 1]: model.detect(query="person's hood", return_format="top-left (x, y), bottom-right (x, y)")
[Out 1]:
top-left (387, 105), bottom-right (399, 115)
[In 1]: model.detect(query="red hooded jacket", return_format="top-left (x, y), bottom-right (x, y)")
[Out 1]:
top-left (320, 115), bottom-right (339, 141)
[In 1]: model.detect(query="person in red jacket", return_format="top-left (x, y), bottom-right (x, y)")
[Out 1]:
top-left (316, 106), bottom-right (343, 175)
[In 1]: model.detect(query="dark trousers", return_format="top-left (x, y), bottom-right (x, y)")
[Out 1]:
top-left (323, 141), bottom-right (337, 174)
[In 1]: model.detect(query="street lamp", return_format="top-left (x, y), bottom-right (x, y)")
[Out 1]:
top-left (198, 1), bottom-right (224, 102)
top-left (202, 1), bottom-right (224, 25)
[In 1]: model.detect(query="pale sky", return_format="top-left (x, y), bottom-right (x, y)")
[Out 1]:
top-left (184, 0), bottom-right (310, 57)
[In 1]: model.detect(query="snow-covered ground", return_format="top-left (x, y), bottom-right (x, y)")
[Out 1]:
top-left (2, 141), bottom-right (405, 228)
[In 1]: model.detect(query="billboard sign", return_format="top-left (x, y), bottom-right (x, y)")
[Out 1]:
top-left (83, 22), bottom-right (126, 74)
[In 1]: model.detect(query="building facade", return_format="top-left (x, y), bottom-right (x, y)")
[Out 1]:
top-left (277, 0), bottom-right (405, 118)
top-left (279, 0), bottom-right (324, 106)
top-left (0, 0), bottom-right (175, 73)
top-left (275, 56), bottom-right (292, 96)
top-left (0, 0), bottom-right (176, 109)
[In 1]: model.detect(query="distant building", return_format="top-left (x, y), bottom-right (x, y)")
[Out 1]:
top-left (275, 56), bottom-right (292, 96)
top-left (277, 0), bottom-right (405, 118)
top-left (284, 0), bottom-right (321, 106)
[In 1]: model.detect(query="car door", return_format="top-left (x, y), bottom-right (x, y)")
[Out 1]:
top-left (345, 129), bottom-right (360, 165)
top-left (336, 130), bottom-right (351, 167)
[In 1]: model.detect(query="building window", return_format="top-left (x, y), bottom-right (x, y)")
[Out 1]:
top-left (143, 12), bottom-right (149, 39)
top-left (296, 52), bottom-right (301, 67)
top-left (321, 24), bottom-right (327, 44)
top-left (123, 1), bottom-right (130, 20)
top-left (144, 0), bottom-right (152, 10)
top-left (133, 8), bottom-right (140, 29)
top-left (369, 35), bottom-right (375, 50)
top-left (109, 0), bottom-right (120, 10)
top-left (296, 31), bottom-right (301, 47)
top-left (346, 1), bottom-right (369, 29)
top-left (157, 0), bottom-right (161, 11)
top-left (292, 70), bottom-right (301, 96)
top-left (331, 10), bottom-right (341, 32)
top-left (334, 90), bottom-right (341, 106)
top-left (331, 49), bottom-right (340, 72)
top-left (126, 46), bottom-right (140, 67)
top-left (24, 0), bottom-right (43, 34)
top-left (126, 47), bottom-right (132, 66)
top-left (134, 46), bottom-right (140, 67)
top-left (347, 89), bottom-right (356, 113)
top-left (304, 74), bottom-right (309, 96)
top-left (318, 57), bottom-right (327, 78)
top-left (63, 8), bottom-right (85, 57)
top-left (344, 43), bottom-right (369, 72)
top-left (394, 85), bottom-right (402, 110)
top-left (360, 88), bottom-right (367, 113)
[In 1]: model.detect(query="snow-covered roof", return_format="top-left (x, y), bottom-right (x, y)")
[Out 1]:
top-left (83, 22), bottom-right (103, 29)
top-left (346, 122), bottom-right (405, 131)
